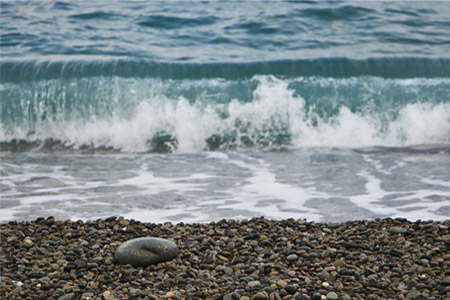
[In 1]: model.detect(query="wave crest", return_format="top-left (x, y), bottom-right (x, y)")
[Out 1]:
top-left (1, 76), bottom-right (449, 153)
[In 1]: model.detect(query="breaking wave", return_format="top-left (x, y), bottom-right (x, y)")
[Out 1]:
top-left (1, 75), bottom-right (449, 153)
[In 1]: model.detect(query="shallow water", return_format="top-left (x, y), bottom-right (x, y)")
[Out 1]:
top-left (1, 147), bottom-right (449, 223)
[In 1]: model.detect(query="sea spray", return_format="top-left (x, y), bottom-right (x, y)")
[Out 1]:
top-left (2, 75), bottom-right (450, 152)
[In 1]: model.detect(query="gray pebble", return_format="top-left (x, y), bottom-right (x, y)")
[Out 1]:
top-left (248, 280), bottom-right (261, 288)
top-left (287, 254), bottom-right (298, 261)
top-left (224, 267), bottom-right (233, 276)
top-left (81, 292), bottom-right (94, 300)
top-left (322, 228), bottom-right (332, 234)
top-left (390, 226), bottom-right (407, 234)
top-left (326, 291), bottom-right (338, 300)
top-left (114, 237), bottom-right (179, 267)
top-left (92, 256), bottom-right (103, 263)
top-left (129, 288), bottom-right (143, 296)
top-left (56, 260), bottom-right (66, 266)
top-left (58, 293), bottom-right (75, 300)
top-left (223, 294), bottom-right (234, 300)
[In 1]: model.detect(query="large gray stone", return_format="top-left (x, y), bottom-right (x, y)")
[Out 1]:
top-left (114, 238), bottom-right (179, 267)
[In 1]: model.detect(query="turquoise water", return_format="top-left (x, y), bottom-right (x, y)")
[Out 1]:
top-left (1, 1), bottom-right (449, 222)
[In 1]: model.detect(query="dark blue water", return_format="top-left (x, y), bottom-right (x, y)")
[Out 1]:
top-left (1, 1), bottom-right (449, 222)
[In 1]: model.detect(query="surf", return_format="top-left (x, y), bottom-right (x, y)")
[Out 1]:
top-left (2, 75), bottom-right (449, 153)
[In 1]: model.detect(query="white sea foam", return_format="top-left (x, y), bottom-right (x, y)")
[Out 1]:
top-left (1, 150), bottom-right (449, 222)
top-left (1, 76), bottom-right (449, 152)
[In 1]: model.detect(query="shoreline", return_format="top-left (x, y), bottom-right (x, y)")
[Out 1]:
top-left (1, 217), bottom-right (449, 300)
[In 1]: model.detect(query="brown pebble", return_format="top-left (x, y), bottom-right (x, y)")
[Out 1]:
top-left (274, 292), bottom-right (282, 300)
top-left (277, 280), bottom-right (288, 287)
top-left (254, 292), bottom-right (268, 299)
top-left (227, 241), bottom-right (236, 249)
top-left (102, 291), bottom-right (111, 299)
top-left (334, 260), bottom-right (346, 268)
top-left (119, 220), bottom-right (129, 226)
top-left (218, 255), bottom-right (229, 261)
top-left (200, 264), bottom-right (215, 269)
top-left (321, 270), bottom-right (330, 278)
top-left (154, 282), bottom-right (165, 289)
top-left (6, 236), bottom-right (17, 243)
top-left (166, 291), bottom-right (175, 298)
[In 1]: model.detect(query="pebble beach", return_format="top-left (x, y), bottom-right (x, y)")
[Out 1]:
top-left (1, 217), bottom-right (450, 300)
top-left (2, 2), bottom-right (450, 300)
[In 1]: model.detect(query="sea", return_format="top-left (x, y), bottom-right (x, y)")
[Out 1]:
top-left (1, 1), bottom-right (450, 223)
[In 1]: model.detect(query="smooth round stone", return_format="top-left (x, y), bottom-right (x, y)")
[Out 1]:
top-left (223, 294), bottom-right (234, 300)
top-left (114, 237), bottom-right (179, 267)
top-left (248, 280), bottom-right (261, 288)
top-left (287, 254), bottom-right (298, 261)
top-left (285, 285), bottom-right (298, 294)
top-left (390, 226), bottom-right (407, 234)
top-left (326, 292), bottom-right (338, 300)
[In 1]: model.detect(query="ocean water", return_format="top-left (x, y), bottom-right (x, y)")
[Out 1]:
top-left (1, 1), bottom-right (450, 223)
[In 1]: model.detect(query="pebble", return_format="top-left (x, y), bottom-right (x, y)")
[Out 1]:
top-left (154, 282), bottom-right (165, 289)
top-left (286, 254), bottom-right (298, 261)
top-left (102, 291), bottom-right (111, 299)
top-left (277, 279), bottom-right (287, 286)
top-left (322, 228), bottom-right (332, 234)
top-left (58, 293), bottom-right (75, 300)
top-left (390, 226), bottom-right (407, 234)
top-left (166, 291), bottom-right (175, 298)
top-left (333, 260), bottom-right (346, 268)
top-left (253, 292), bottom-right (268, 299)
top-left (284, 285), bottom-right (298, 294)
top-left (81, 292), bottom-right (94, 300)
top-left (223, 294), bottom-right (234, 300)
top-left (114, 237), bottom-right (179, 267)
top-left (248, 280), bottom-right (261, 288)
top-left (129, 287), bottom-right (143, 295)
top-left (326, 292), bottom-right (338, 300)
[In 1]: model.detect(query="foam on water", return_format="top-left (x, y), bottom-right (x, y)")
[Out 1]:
top-left (218, 155), bottom-right (323, 220)
top-left (1, 76), bottom-right (449, 152)
top-left (1, 150), bottom-right (449, 222)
